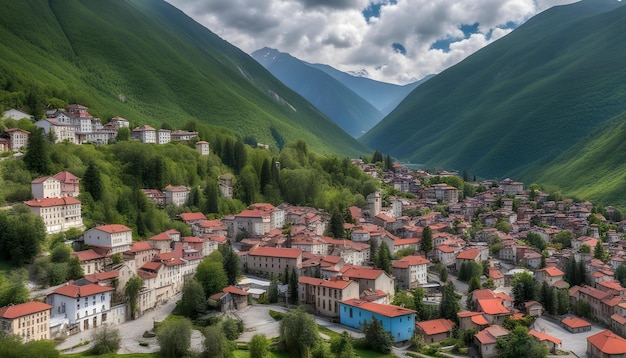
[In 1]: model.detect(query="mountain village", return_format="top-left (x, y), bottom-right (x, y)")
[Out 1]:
top-left (2, 105), bottom-right (626, 358)
top-left (0, 105), bottom-right (626, 357)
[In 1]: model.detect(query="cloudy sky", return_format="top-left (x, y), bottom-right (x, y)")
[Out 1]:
top-left (167, 0), bottom-right (578, 85)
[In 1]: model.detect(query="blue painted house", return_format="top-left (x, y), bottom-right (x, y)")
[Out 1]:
top-left (339, 298), bottom-right (416, 342)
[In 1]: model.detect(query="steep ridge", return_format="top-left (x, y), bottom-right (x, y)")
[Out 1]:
top-left (0, 0), bottom-right (368, 156)
top-left (252, 48), bottom-right (384, 137)
top-left (361, 0), bottom-right (626, 178)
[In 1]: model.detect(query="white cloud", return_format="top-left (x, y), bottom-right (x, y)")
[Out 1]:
top-left (167, 0), bottom-right (579, 84)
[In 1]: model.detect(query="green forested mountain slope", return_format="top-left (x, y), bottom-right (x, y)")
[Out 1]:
top-left (0, 0), bottom-right (368, 156)
top-left (251, 47), bottom-right (384, 138)
top-left (361, 0), bottom-right (626, 177)
top-left (532, 112), bottom-right (626, 208)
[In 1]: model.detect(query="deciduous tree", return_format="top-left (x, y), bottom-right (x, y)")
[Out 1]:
top-left (279, 309), bottom-right (320, 358)
top-left (125, 275), bottom-right (143, 319)
top-left (157, 318), bottom-right (192, 358)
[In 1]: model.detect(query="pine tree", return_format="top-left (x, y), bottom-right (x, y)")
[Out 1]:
top-left (374, 242), bottom-right (392, 273)
top-left (421, 226), bottom-right (433, 256)
top-left (289, 268), bottom-right (298, 305)
top-left (328, 209), bottom-right (345, 238)
top-left (260, 158), bottom-right (272, 189)
top-left (268, 274), bottom-right (279, 303)
top-left (233, 139), bottom-right (247, 175)
top-left (23, 128), bottom-right (52, 175)
top-left (440, 281), bottom-right (460, 322)
top-left (203, 179), bottom-right (219, 214)
top-left (83, 162), bottom-right (103, 201)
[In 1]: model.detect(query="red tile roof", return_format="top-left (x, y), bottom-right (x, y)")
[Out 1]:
top-left (471, 314), bottom-right (489, 326)
top-left (52, 283), bottom-right (114, 298)
top-left (84, 270), bottom-right (119, 283)
top-left (474, 325), bottom-right (508, 345)
top-left (587, 330), bottom-right (626, 354)
top-left (249, 247), bottom-right (302, 259)
top-left (537, 266), bottom-right (564, 277)
top-left (93, 224), bottom-right (132, 234)
top-left (31, 175), bottom-right (55, 184)
top-left (179, 212), bottom-right (207, 222)
top-left (478, 299), bottom-right (510, 315)
top-left (236, 209), bottom-right (270, 218)
top-left (612, 313), bottom-right (626, 325)
top-left (529, 329), bottom-right (562, 345)
top-left (299, 276), bottom-right (354, 290)
top-left (223, 286), bottom-right (249, 296)
top-left (561, 316), bottom-right (591, 329)
top-left (341, 299), bottom-right (415, 317)
top-left (456, 248), bottom-right (480, 260)
top-left (53, 171), bottom-right (79, 183)
top-left (392, 255), bottom-right (429, 269)
top-left (0, 302), bottom-right (53, 319)
top-left (24, 197), bottom-right (81, 207)
top-left (343, 266), bottom-right (385, 280)
top-left (416, 318), bottom-right (455, 336)
top-left (436, 245), bottom-right (457, 253)
top-left (141, 261), bottom-right (163, 271)
top-left (127, 241), bottom-right (153, 253)
top-left (71, 249), bottom-right (103, 261)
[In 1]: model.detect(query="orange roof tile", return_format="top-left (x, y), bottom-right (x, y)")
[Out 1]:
top-left (529, 329), bottom-right (562, 345)
top-left (561, 316), bottom-right (591, 329)
top-left (537, 266), bottom-right (564, 277)
top-left (471, 314), bottom-right (489, 326)
top-left (249, 247), bottom-right (302, 259)
top-left (612, 314), bottom-right (626, 325)
top-left (478, 299), bottom-right (510, 315)
top-left (92, 224), bottom-right (132, 234)
top-left (84, 270), bottom-right (119, 282)
top-left (71, 249), bottom-right (103, 261)
top-left (392, 255), bottom-right (430, 269)
top-left (341, 299), bottom-right (415, 317)
top-left (299, 276), bottom-right (354, 290)
top-left (0, 302), bottom-right (53, 319)
top-left (53, 171), bottom-right (79, 183)
top-left (343, 266), bottom-right (385, 280)
top-left (587, 330), bottom-right (626, 354)
top-left (456, 248), bottom-right (480, 260)
top-left (179, 212), bottom-right (207, 221)
top-left (24, 197), bottom-right (81, 207)
top-left (128, 241), bottom-right (155, 252)
top-left (416, 318), bottom-right (455, 336)
top-left (52, 283), bottom-right (114, 298)
top-left (223, 286), bottom-right (248, 296)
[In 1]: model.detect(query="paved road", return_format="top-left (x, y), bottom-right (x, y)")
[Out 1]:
top-left (533, 316), bottom-right (604, 358)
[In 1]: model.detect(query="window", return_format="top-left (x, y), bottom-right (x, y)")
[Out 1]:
top-left (349, 308), bottom-right (353, 318)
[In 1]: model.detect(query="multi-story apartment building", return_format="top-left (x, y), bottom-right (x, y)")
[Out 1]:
top-left (164, 185), bottom-right (190, 206)
top-left (4, 128), bottom-right (30, 150)
top-left (0, 301), bottom-right (53, 342)
top-left (223, 209), bottom-right (271, 238)
top-left (247, 247), bottom-right (303, 278)
top-left (392, 255), bottom-right (430, 290)
top-left (298, 276), bottom-right (359, 317)
top-left (46, 283), bottom-right (114, 332)
top-left (131, 125), bottom-right (157, 143)
top-left (196, 141), bottom-right (209, 155)
top-left (23, 197), bottom-right (83, 234)
top-left (84, 224), bottom-right (133, 254)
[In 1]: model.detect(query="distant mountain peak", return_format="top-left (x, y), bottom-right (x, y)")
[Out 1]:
top-left (347, 68), bottom-right (369, 78)
top-left (251, 47), bottom-right (282, 66)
